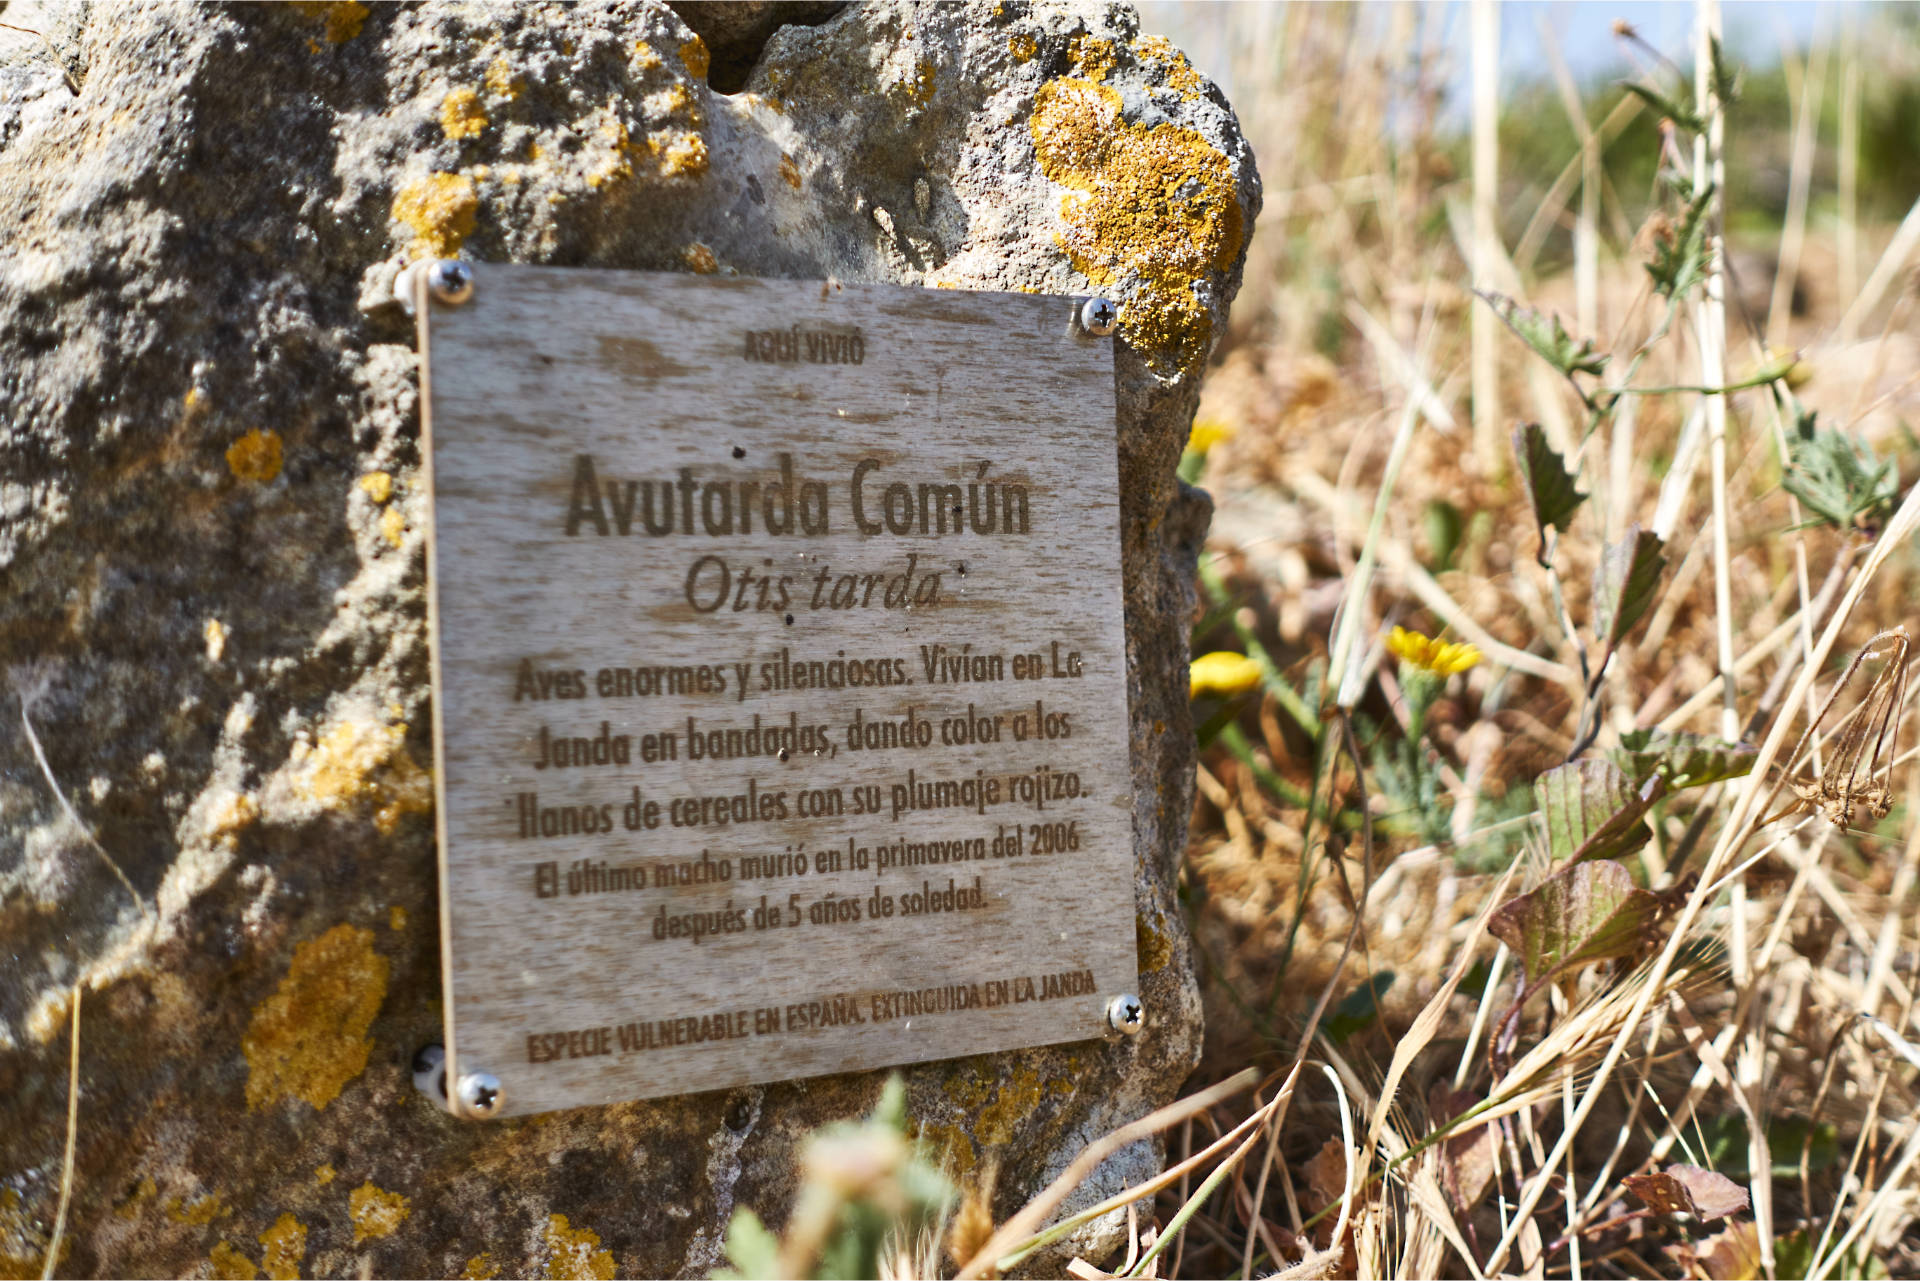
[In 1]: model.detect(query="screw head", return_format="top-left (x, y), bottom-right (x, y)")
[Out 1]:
top-left (456, 1071), bottom-right (503, 1118)
top-left (427, 259), bottom-right (475, 305)
top-left (1080, 296), bottom-right (1119, 336)
top-left (1107, 992), bottom-right (1145, 1036)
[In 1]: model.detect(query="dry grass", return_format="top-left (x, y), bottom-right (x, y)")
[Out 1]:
top-left (971, 4), bottom-right (1920, 1279)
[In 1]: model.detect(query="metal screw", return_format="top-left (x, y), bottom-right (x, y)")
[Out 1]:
top-left (456, 1070), bottom-right (503, 1118)
top-left (1107, 992), bottom-right (1145, 1036)
top-left (1080, 296), bottom-right (1119, 336)
top-left (428, 259), bottom-right (475, 306)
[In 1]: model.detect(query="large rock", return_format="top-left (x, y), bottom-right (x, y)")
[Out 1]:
top-left (0, 2), bottom-right (1258, 1275)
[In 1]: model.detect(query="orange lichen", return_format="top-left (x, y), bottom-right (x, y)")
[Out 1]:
top-left (206, 791), bottom-right (260, 848)
top-left (166, 1194), bottom-right (227, 1226)
top-left (1131, 34), bottom-right (1203, 100)
top-left (776, 153), bottom-right (802, 190)
top-left (348, 1183), bottom-right (410, 1244)
top-left (1029, 77), bottom-right (1243, 375)
top-left (1008, 33), bottom-right (1038, 63)
top-left (441, 87), bottom-right (488, 140)
top-left (209, 1241), bottom-right (259, 1280)
top-left (681, 243), bottom-right (717, 274)
top-left (652, 130), bottom-right (708, 178)
top-left (114, 1177), bottom-right (158, 1220)
top-left (242, 924), bottom-right (389, 1110)
top-left (259, 1215), bottom-right (307, 1281)
top-left (226, 429), bottom-right (284, 483)
top-left (631, 41), bottom-right (661, 71)
top-left (379, 505), bottom-right (406, 548)
top-left (389, 904), bottom-right (407, 931)
top-left (1066, 33), bottom-right (1117, 81)
top-left (392, 172), bottom-right (478, 257)
top-left (911, 1118), bottom-right (977, 1178)
top-left (291, 1), bottom-right (368, 43)
top-left (358, 471), bottom-right (393, 504)
top-left (544, 1215), bottom-right (616, 1281)
top-left (484, 57), bottom-right (523, 100)
top-left (297, 717), bottom-right (431, 832)
top-left (462, 1255), bottom-right (500, 1280)
top-left (678, 36), bottom-right (709, 80)
top-left (314, 1165), bottom-right (335, 1187)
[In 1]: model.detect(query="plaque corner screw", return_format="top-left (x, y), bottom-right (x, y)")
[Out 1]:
top-left (1080, 296), bottom-right (1118, 337)
top-left (456, 1070), bottom-right (503, 1118)
top-left (1107, 992), bottom-right (1144, 1036)
top-left (428, 259), bottom-right (475, 306)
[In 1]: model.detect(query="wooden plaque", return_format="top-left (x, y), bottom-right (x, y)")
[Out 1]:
top-left (420, 265), bottom-right (1136, 1117)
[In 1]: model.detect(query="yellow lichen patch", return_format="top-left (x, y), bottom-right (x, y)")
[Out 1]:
top-left (314, 1165), bottom-right (335, 1187)
top-left (778, 153), bottom-right (801, 190)
top-left (650, 130), bottom-right (708, 179)
top-left (166, 1193), bottom-right (227, 1226)
top-left (291, 1), bottom-right (368, 43)
top-left (441, 87), bottom-right (488, 140)
top-left (115, 1177), bottom-right (158, 1220)
top-left (226, 429), bottom-right (284, 483)
top-left (209, 1241), bottom-right (259, 1281)
top-left (392, 172), bottom-right (478, 258)
top-left (1131, 34), bottom-right (1203, 99)
top-left (544, 1215), bottom-right (616, 1281)
top-left (1066, 33), bottom-right (1117, 81)
top-left (259, 1214), bottom-right (307, 1281)
top-left (631, 41), bottom-right (661, 71)
top-left (379, 505), bottom-right (407, 549)
top-left (681, 243), bottom-right (717, 274)
top-left (1029, 77), bottom-right (1243, 376)
top-left (1, 1188), bottom-right (62, 1277)
top-left (1009, 33), bottom-right (1038, 62)
top-left (975, 1064), bottom-right (1048, 1146)
top-left (184, 385), bottom-right (207, 419)
top-left (348, 1183), bottom-right (410, 1244)
top-left (205, 617), bottom-right (228, 662)
top-left (662, 81), bottom-right (699, 122)
top-left (207, 791), bottom-right (260, 849)
top-left (388, 904), bottom-right (407, 932)
top-left (1136, 912), bottom-right (1172, 972)
top-left (243, 924), bottom-right (389, 1110)
top-left (358, 471), bottom-right (393, 504)
top-left (462, 1254), bottom-right (500, 1280)
top-left (911, 1118), bottom-right (977, 1178)
top-left (297, 716), bottom-right (432, 833)
top-left (678, 36), bottom-right (709, 80)
top-left (485, 57), bottom-right (523, 100)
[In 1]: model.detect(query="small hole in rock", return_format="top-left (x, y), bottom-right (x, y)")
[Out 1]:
top-left (667, 1), bottom-right (849, 94)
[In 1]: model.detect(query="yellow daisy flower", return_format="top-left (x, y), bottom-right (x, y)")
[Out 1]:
top-left (1186, 418), bottom-right (1236, 455)
top-left (1189, 651), bottom-right (1263, 698)
top-left (1386, 626), bottom-right (1481, 677)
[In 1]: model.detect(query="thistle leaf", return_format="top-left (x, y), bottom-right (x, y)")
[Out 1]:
top-left (1537, 758), bottom-right (1661, 866)
top-left (1783, 408), bottom-right (1897, 530)
top-left (1646, 183), bottom-right (1716, 298)
top-left (1593, 524), bottom-right (1668, 652)
top-left (1488, 859), bottom-right (1663, 989)
top-left (1613, 729), bottom-right (1756, 790)
top-left (1621, 80), bottom-right (1705, 133)
top-left (1512, 423), bottom-right (1589, 558)
top-left (1480, 292), bottom-right (1609, 378)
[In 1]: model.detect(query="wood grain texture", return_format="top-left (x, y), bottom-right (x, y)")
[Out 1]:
top-left (422, 265), bottom-right (1135, 1117)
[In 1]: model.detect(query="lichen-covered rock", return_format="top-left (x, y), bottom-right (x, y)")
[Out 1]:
top-left (0, 2), bottom-right (1258, 1275)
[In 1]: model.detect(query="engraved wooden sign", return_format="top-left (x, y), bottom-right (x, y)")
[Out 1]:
top-left (419, 265), bottom-right (1136, 1118)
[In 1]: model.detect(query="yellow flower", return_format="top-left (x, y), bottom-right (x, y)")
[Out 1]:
top-left (1386, 626), bottom-right (1481, 677)
top-left (1190, 651), bottom-right (1263, 698)
top-left (1186, 418), bottom-right (1236, 454)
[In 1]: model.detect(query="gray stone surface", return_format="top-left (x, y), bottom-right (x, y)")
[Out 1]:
top-left (0, 1), bottom-right (1258, 1275)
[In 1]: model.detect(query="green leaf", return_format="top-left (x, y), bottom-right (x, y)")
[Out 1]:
top-left (1488, 859), bottom-right (1663, 988)
top-left (1707, 35), bottom-right (1742, 109)
top-left (1479, 292), bottom-right (1609, 378)
top-left (1783, 407), bottom-right (1898, 530)
top-left (1512, 423), bottom-right (1589, 559)
top-left (1592, 524), bottom-right (1668, 652)
top-left (1324, 971), bottom-right (1396, 1042)
top-left (1537, 758), bottom-right (1662, 866)
top-left (1646, 182), bottom-right (1716, 298)
top-left (1620, 80), bottom-right (1704, 133)
top-left (1612, 729), bottom-right (1756, 790)
top-left (714, 1208), bottom-right (784, 1280)
top-left (1423, 499), bottom-right (1464, 573)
